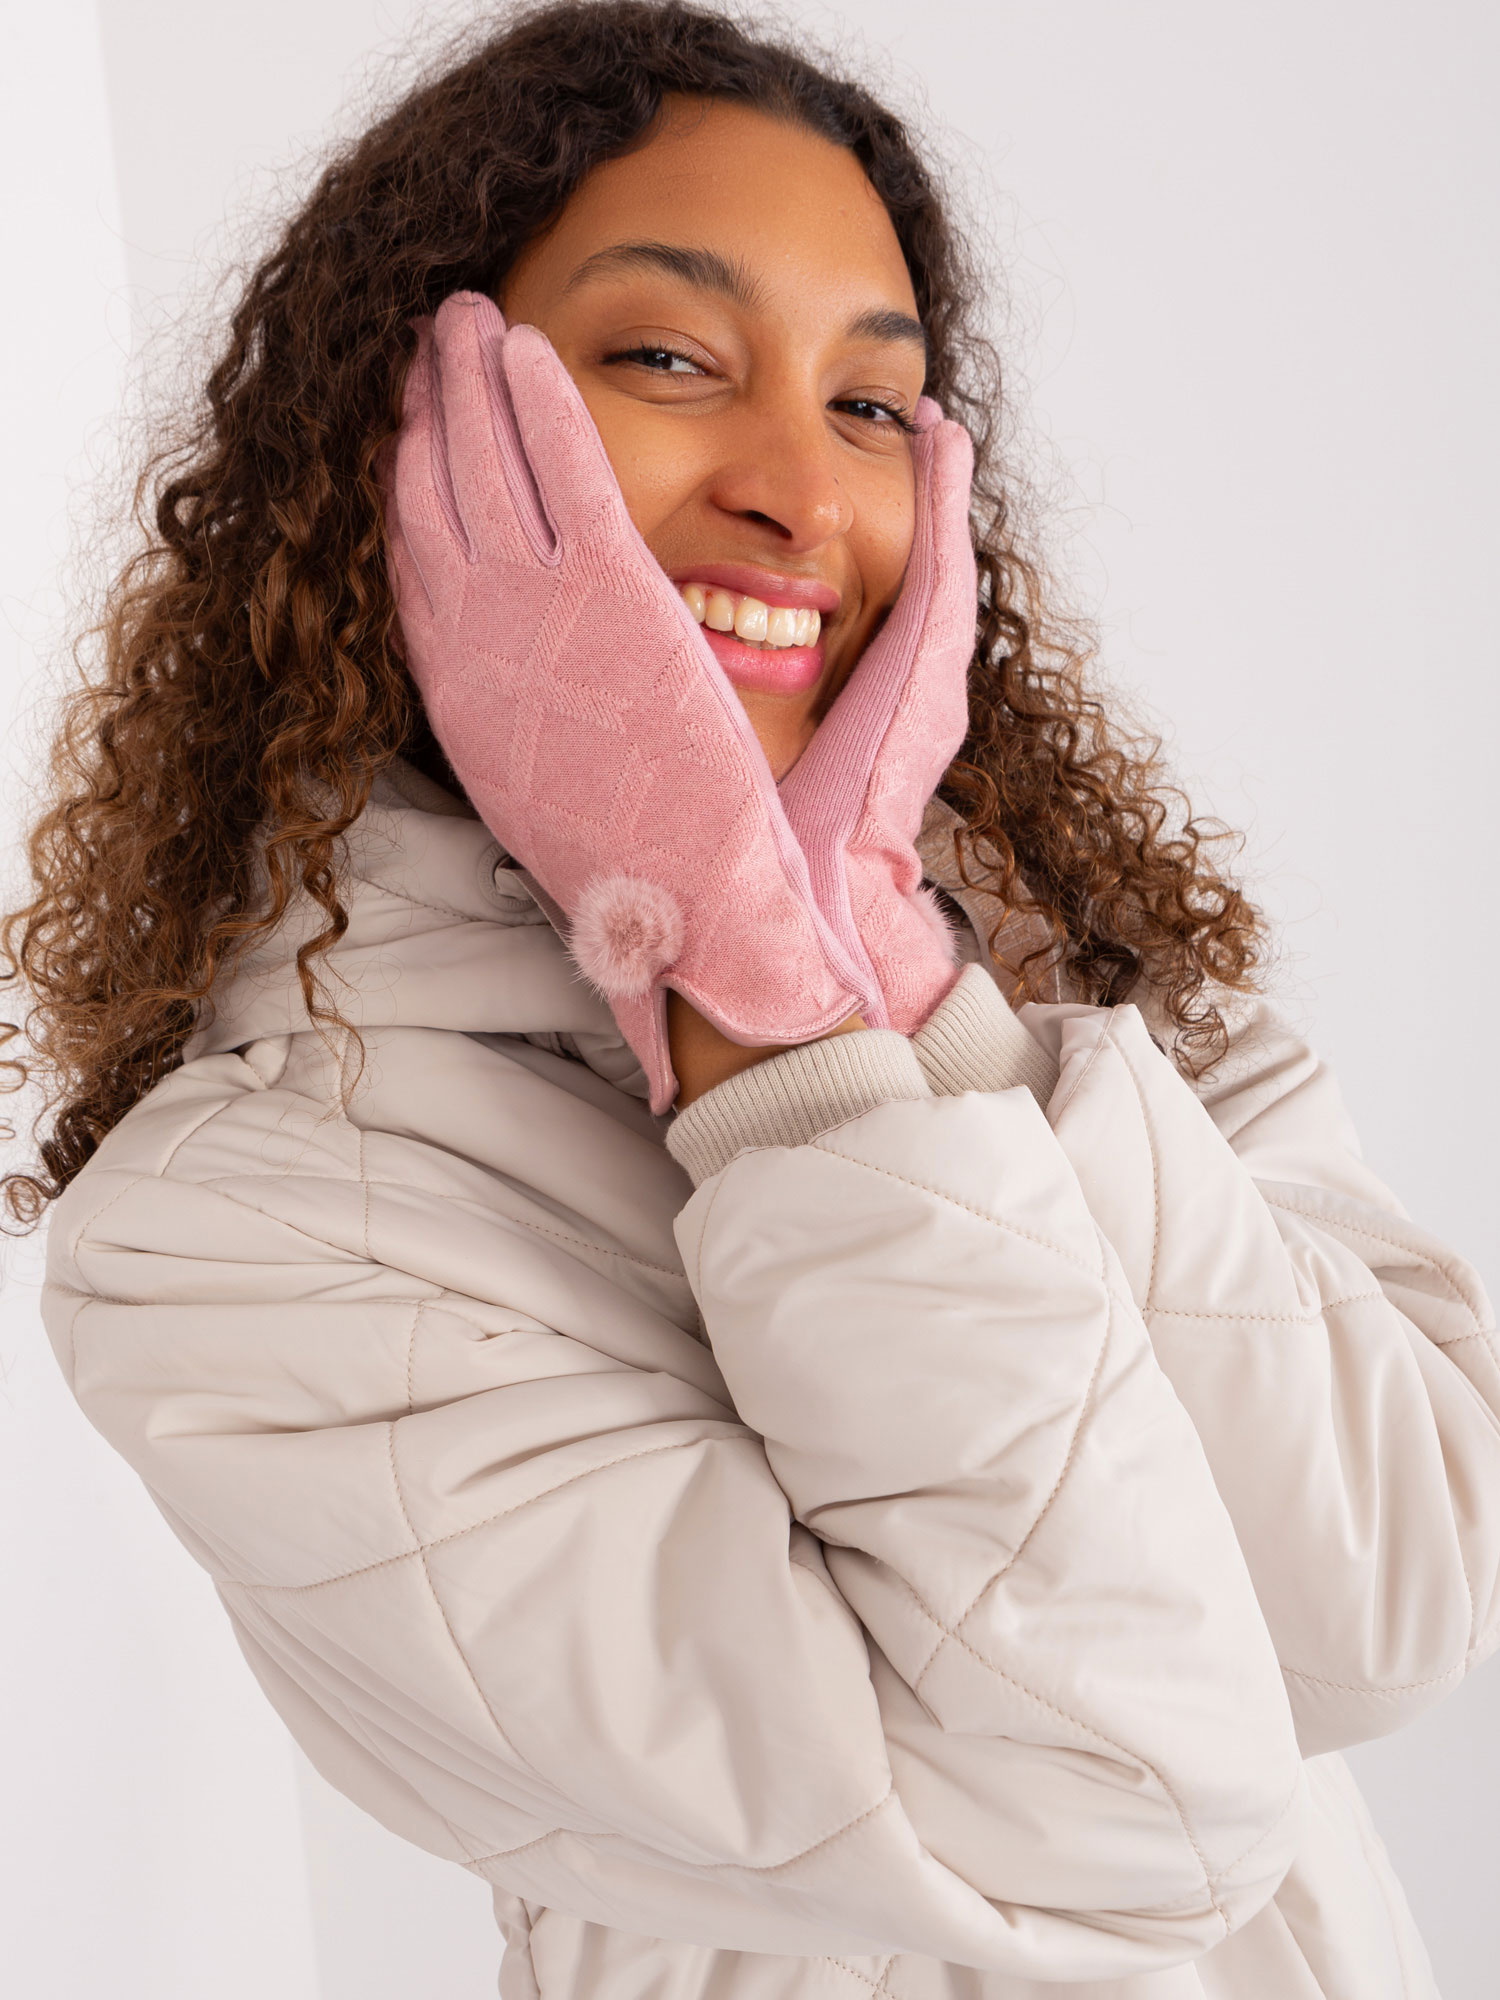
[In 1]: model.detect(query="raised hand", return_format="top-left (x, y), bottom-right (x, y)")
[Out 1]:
top-left (382, 290), bottom-right (882, 1110)
top-left (778, 401), bottom-right (978, 1032)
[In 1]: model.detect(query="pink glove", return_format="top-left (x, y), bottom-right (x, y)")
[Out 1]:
top-left (778, 401), bottom-right (976, 1033)
top-left (384, 291), bottom-right (878, 1110)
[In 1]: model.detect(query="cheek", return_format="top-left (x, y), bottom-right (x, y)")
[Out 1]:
top-left (851, 458), bottom-right (918, 617)
top-left (570, 383), bottom-right (703, 544)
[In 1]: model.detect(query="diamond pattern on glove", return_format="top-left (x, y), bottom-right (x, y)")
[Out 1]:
top-left (383, 293), bottom-right (869, 1107)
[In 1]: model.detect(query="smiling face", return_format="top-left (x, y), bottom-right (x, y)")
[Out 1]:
top-left (497, 96), bottom-right (926, 778)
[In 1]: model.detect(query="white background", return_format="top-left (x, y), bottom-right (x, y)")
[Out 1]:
top-left (2, 3), bottom-right (1495, 1995)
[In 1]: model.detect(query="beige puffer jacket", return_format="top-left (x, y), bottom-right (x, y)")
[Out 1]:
top-left (41, 758), bottom-right (1498, 1999)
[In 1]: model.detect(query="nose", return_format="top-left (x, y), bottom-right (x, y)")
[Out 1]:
top-left (704, 394), bottom-right (855, 551)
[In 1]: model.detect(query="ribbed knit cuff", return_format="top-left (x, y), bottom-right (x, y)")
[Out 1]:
top-left (911, 961), bottom-right (1060, 1109)
top-left (665, 1029), bottom-right (932, 1188)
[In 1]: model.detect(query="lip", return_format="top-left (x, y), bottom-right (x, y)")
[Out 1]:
top-left (668, 562), bottom-right (842, 617)
top-left (699, 626), bottom-right (824, 696)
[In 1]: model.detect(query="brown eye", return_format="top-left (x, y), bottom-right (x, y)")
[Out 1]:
top-left (833, 397), bottom-right (917, 434)
top-left (605, 344), bottom-right (704, 375)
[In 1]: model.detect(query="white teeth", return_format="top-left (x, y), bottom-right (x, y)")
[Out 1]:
top-left (734, 596), bottom-right (769, 642)
top-left (680, 586), bottom-right (825, 650)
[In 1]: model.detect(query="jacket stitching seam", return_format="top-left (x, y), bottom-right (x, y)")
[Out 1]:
top-left (1009, 1773), bottom-right (1299, 1920)
top-left (820, 1955), bottom-right (899, 1996)
top-left (388, 1189), bottom-right (689, 1281)
top-left (1110, 1777), bottom-right (1299, 1914)
top-left (462, 1827), bottom-right (566, 1872)
top-left (1260, 1201), bottom-right (1488, 1647)
top-left (809, 1166), bottom-right (1147, 1343)
top-left (1145, 1292), bottom-right (1383, 1323)
top-left (1258, 1192), bottom-right (1492, 1328)
top-left (383, 1317), bottom-right (541, 1779)
top-left (462, 1790), bottom-right (901, 1886)
top-left (405, 1294), bottom-right (420, 1409)
top-left (357, 872), bottom-right (503, 928)
top-left (715, 1785), bottom-right (897, 1876)
top-left (1045, 1018), bottom-right (1114, 1126)
top-left (1114, 1025), bottom-right (1163, 1310)
top-left (245, 1436), bottom-right (723, 1593)
top-left (1201, 1776), bottom-right (1305, 1893)
top-left (84, 1089), bottom-right (648, 1289)
top-left (187, 1163), bottom-right (686, 1287)
top-left (81, 1158), bottom-right (684, 1297)
top-left (806, 1143), bottom-right (1105, 1283)
top-left (223, 1575), bottom-right (483, 1869)
top-left (65, 1170), bottom-right (154, 1256)
top-left (310, 1125), bottom-right (691, 1282)
top-left (360, 1165), bottom-right (686, 1281)
top-left (457, 1203), bottom-right (687, 1283)
top-left (57, 1175), bottom-right (166, 1370)
top-left (911, 1291), bottom-right (1115, 1690)
top-left (61, 1292), bottom-right (84, 1386)
top-left (689, 1171), bottom-right (735, 1299)
top-left (1114, 1775), bottom-right (1299, 1915)
top-left (1281, 1659), bottom-right (1469, 1697)
top-left (888, 1571), bottom-right (1227, 1935)
top-left (189, 1176), bottom-right (388, 1258)
top-left (409, 1300), bottom-right (513, 1338)
top-left (787, 1550), bottom-right (837, 1590)
top-left (419, 1299), bottom-right (591, 1346)
top-left (157, 1092), bottom-right (257, 1177)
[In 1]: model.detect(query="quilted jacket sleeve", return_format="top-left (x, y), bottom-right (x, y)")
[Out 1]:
top-left (40, 1017), bottom-right (1303, 1983)
top-left (974, 971), bottom-right (1500, 1756)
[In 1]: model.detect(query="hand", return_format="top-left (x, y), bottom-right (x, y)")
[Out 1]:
top-left (667, 995), bottom-right (868, 1109)
top-left (778, 400), bottom-right (977, 1034)
top-left (382, 291), bottom-right (884, 1111)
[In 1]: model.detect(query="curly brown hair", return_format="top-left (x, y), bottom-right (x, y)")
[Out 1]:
top-left (0, 0), bottom-right (1265, 1227)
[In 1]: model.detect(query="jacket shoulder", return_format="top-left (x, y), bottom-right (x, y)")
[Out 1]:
top-left (43, 1037), bottom-right (368, 1326)
top-left (43, 1024), bottom-right (700, 1353)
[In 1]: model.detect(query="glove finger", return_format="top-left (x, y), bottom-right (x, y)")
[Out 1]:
top-left (386, 319), bottom-right (456, 623)
top-left (920, 421), bottom-right (980, 733)
top-left (779, 415), bottom-right (974, 834)
top-left (907, 399), bottom-right (976, 605)
top-left (923, 418), bottom-right (977, 582)
top-left (875, 413), bottom-right (976, 770)
top-left (429, 291), bottom-right (549, 567)
top-left (501, 322), bottom-right (631, 545)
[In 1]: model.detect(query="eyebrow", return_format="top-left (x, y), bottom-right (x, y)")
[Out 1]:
top-left (845, 304), bottom-right (928, 353)
top-left (560, 239), bottom-right (927, 355)
top-left (562, 241), bottom-right (763, 308)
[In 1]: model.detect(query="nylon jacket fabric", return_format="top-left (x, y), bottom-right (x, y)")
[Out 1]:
top-left (39, 761), bottom-right (1497, 1999)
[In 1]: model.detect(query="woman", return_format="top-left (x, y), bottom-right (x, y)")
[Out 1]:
top-left (5, 3), bottom-right (1495, 1995)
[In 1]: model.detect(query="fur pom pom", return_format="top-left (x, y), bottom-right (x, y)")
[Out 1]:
top-left (570, 875), bottom-right (683, 998)
top-left (912, 884), bottom-right (961, 963)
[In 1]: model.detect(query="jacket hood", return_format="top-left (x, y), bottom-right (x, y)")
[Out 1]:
top-left (179, 758), bottom-right (1060, 1080)
top-left (179, 757), bottom-right (631, 1067)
